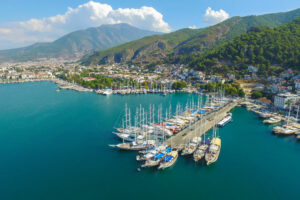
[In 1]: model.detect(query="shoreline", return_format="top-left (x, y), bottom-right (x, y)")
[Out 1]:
top-left (0, 79), bottom-right (200, 95)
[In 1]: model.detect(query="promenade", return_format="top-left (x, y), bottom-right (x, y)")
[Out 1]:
top-left (165, 101), bottom-right (238, 149)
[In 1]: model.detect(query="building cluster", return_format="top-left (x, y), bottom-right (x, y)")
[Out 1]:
top-left (1, 60), bottom-right (300, 113)
top-left (0, 59), bottom-right (76, 82)
top-left (251, 69), bottom-right (300, 113)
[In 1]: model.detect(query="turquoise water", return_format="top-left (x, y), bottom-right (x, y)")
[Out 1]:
top-left (0, 82), bottom-right (299, 200)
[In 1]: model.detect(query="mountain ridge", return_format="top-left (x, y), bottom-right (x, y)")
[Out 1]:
top-left (0, 23), bottom-right (159, 62)
top-left (81, 8), bottom-right (300, 66)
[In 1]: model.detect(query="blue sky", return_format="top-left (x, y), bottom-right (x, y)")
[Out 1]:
top-left (1, 0), bottom-right (299, 29)
top-left (0, 0), bottom-right (299, 49)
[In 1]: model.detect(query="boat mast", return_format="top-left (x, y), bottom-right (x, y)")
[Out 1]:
top-left (125, 104), bottom-right (128, 129)
top-left (296, 105), bottom-right (299, 122)
top-left (135, 113), bottom-right (138, 142)
top-left (287, 104), bottom-right (291, 125)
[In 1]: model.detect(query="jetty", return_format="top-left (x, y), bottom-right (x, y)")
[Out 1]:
top-left (165, 100), bottom-right (239, 150)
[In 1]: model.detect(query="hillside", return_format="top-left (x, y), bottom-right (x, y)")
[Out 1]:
top-left (82, 28), bottom-right (200, 65)
top-left (0, 23), bottom-right (158, 62)
top-left (189, 18), bottom-right (300, 76)
top-left (82, 8), bottom-right (300, 66)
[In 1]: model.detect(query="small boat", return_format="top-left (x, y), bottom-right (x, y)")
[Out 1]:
top-left (56, 89), bottom-right (60, 92)
top-left (102, 89), bottom-right (113, 95)
top-left (272, 125), bottom-right (298, 135)
top-left (217, 113), bottom-right (232, 127)
top-left (259, 112), bottom-right (272, 119)
top-left (193, 143), bottom-right (209, 162)
top-left (263, 117), bottom-right (281, 124)
top-left (158, 151), bottom-right (178, 170)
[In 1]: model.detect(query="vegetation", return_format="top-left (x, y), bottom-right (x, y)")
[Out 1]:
top-left (172, 81), bottom-right (187, 90)
top-left (251, 91), bottom-right (263, 99)
top-left (57, 71), bottom-right (166, 90)
top-left (82, 8), bottom-right (300, 66)
top-left (199, 82), bottom-right (245, 97)
top-left (190, 18), bottom-right (300, 76)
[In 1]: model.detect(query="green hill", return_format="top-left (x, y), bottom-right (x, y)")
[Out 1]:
top-left (190, 18), bottom-right (300, 75)
top-left (0, 23), bottom-right (158, 62)
top-left (82, 8), bottom-right (300, 66)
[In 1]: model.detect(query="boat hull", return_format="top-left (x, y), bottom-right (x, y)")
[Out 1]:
top-left (141, 160), bottom-right (161, 168)
top-left (158, 155), bottom-right (178, 170)
top-left (205, 144), bottom-right (221, 165)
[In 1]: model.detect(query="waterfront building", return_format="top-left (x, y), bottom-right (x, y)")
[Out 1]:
top-left (274, 93), bottom-right (299, 109)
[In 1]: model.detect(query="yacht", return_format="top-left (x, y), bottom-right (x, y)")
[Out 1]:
top-left (102, 89), bottom-right (113, 95)
top-left (205, 126), bottom-right (221, 165)
top-left (181, 137), bottom-right (201, 156)
top-left (217, 113), bottom-right (232, 127)
top-left (193, 143), bottom-right (209, 162)
top-left (205, 137), bottom-right (221, 165)
top-left (158, 151), bottom-right (178, 170)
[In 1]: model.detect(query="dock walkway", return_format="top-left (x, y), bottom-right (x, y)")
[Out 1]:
top-left (165, 100), bottom-right (239, 150)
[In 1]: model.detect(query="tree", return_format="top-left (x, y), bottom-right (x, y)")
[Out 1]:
top-left (251, 91), bottom-right (263, 99)
top-left (172, 81), bottom-right (187, 90)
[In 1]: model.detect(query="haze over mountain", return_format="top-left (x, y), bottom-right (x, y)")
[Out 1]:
top-left (82, 8), bottom-right (300, 66)
top-left (0, 23), bottom-right (159, 62)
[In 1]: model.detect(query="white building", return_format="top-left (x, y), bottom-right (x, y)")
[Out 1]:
top-left (294, 79), bottom-right (300, 90)
top-left (274, 93), bottom-right (299, 109)
top-left (248, 65), bottom-right (258, 73)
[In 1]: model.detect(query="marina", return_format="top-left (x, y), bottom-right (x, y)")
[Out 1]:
top-left (242, 100), bottom-right (300, 138)
top-left (109, 86), bottom-right (239, 168)
top-left (1, 82), bottom-right (300, 200)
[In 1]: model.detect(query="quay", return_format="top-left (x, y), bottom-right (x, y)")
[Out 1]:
top-left (165, 100), bottom-right (239, 150)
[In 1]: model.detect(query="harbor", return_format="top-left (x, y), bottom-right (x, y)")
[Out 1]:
top-left (0, 81), bottom-right (299, 200)
top-left (241, 100), bottom-right (300, 138)
top-left (110, 87), bottom-right (239, 169)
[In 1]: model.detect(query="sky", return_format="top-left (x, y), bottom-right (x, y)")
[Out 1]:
top-left (0, 0), bottom-right (299, 50)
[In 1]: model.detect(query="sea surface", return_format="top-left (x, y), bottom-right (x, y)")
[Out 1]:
top-left (0, 81), bottom-right (299, 200)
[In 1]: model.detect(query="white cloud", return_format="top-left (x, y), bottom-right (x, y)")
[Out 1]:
top-left (203, 7), bottom-right (229, 25)
top-left (0, 1), bottom-right (171, 49)
top-left (0, 28), bottom-right (12, 34)
top-left (188, 25), bottom-right (197, 29)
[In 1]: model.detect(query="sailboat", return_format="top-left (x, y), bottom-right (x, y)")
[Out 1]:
top-left (205, 123), bottom-right (221, 165)
top-left (181, 121), bottom-right (201, 156)
top-left (111, 104), bottom-right (154, 150)
top-left (194, 118), bottom-right (209, 162)
top-left (141, 146), bottom-right (172, 168)
top-left (158, 150), bottom-right (178, 170)
top-left (272, 104), bottom-right (298, 135)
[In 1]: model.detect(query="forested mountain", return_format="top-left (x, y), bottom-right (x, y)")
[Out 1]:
top-left (0, 23), bottom-right (158, 62)
top-left (189, 18), bottom-right (300, 76)
top-left (82, 8), bottom-right (300, 66)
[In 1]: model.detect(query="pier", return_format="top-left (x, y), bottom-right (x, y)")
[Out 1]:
top-left (165, 100), bottom-right (239, 150)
